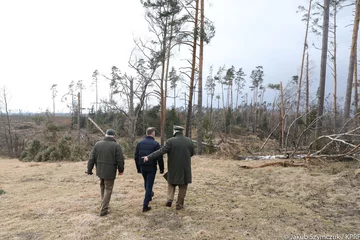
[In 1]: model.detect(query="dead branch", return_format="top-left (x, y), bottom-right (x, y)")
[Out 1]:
top-left (260, 122), bottom-right (280, 150)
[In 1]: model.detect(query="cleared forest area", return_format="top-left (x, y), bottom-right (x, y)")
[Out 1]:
top-left (1, 156), bottom-right (359, 240)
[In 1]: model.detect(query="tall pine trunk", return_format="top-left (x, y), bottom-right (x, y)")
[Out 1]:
top-left (163, 13), bottom-right (175, 144)
top-left (197, 0), bottom-right (204, 155)
top-left (333, 2), bottom-right (338, 130)
top-left (186, 0), bottom-right (199, 137)
top-left (280, 82), bottom-right (285, 148)
top-left (160, 7), bottom-right (169, 145)
top-left (306, 51), bottom-right (310, 126)
top-left (296, 0), bottom-right (312, 119)
top-left (354, 42), bottom-right (358, 112)
top-left (315, 0), bottom-right (330, 138)
top-left (344, 0), bottom-right (360, 119)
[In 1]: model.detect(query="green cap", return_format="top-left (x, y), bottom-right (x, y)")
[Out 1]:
top-left (105, 129), bottom-right (116, 136)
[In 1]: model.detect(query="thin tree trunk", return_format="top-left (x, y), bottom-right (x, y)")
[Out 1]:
top-left (77, 92), bottom-right (81, 143)
top-left (253, 87), bottom-right (258, 131)
top-left (197, 0), bottom-right (204, 155)
top-left (174, 86), bottom-right (176, 109)
top-left (129, 77), bottom-right (135, 149)
top-left (160, 63), bottom-right (166, 145)
top-left (236, 88), bottom-right (239, 110)
top-left (258, 88), bottom-right (264, 124)
top-left (354, 41), bottom-right (358, 112)
top-left (186, 0), bottom-right (199, 137)
top-left (210, 93), bottom-right (213, 127)
top-left (160, 11), bottom-right (169, 145)
top-left (1, 111), bottom-right (11, 157)
top-left (344, 0), bottom-right (360, 119)
top-left (95, 76), bottom-right (98, 120)
top-left (52, 97), bottom-right (55, 116)
top-left (2, 89), bottom-right (14, 157)
top-left (230, 80), bottom-right (233, 109)
top-left (315, 0), bottom-right (330, 138)
top-left (221, 83), bottom-right (225, 109)
top-left (306, 51), bottom-right (310, 125)
top-left (333, 2), bottom-right (338, 130)
top-left (296, 0), bottom-right (312, 119)
top-left (280, 82), bottom-right (285, 148)
top-left (184, 92), bottom-right (187, 113)
top-left (164, 13), bottom-right (175, 144)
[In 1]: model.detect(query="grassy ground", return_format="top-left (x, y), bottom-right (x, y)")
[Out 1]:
top-left (1, 156), bottom-right (360, 240)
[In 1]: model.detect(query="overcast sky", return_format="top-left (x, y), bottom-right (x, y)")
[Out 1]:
top-left (0, 0), bottom-right (354, 113)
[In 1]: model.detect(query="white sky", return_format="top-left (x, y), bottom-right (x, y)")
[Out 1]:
top-left (0, 0), bottom-right (354, 113)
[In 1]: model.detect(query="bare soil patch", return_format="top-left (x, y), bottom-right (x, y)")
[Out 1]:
top-left (1, 157), bottom-right (360, 240)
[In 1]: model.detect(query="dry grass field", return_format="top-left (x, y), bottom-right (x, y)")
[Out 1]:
top-left (1, 156), bottom-right (360, 240)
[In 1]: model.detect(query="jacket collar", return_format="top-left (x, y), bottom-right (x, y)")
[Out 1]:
top-left (174, 132), bottom-right (183, 137)
top-left (145, 135), bottom-right (155, 140)
top-left (104, 136), bottom-right (116, 142)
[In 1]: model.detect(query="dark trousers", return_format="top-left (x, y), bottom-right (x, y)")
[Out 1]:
top-left (141, 167), bottom-right (157, 208)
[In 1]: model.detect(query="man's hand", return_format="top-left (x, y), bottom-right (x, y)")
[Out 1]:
top-left (142, 156), bottom-right (149, 162)
top-left (118, 172), bottom-right (123, 176)
top-left (85, 171), bottom-right (93, 175)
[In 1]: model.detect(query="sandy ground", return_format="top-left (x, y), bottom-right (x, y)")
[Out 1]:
top-left (1, 156), bottom-right (360, 240)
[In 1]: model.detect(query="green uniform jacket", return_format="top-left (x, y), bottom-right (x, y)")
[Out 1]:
top-left (148, 132), bottom-right (194, 185)
top-left (88, 137), bottom-right (125, 180)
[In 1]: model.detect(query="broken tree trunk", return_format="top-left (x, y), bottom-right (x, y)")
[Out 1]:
top-left (88, 117), bottom-right (105, 135)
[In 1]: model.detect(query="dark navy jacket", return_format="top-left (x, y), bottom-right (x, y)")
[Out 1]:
top-left (134, 136), bottom-right (164, 172)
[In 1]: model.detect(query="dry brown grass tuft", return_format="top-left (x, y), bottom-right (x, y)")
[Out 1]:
top-left (0, 156), bottom-right (359, 240)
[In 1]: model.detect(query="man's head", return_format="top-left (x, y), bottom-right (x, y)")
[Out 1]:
top-left (146, 127), bottom-right (156, 137)
top-left (173, 125), bottom-right (184, 136)
top-left (105, 129), bottom-right (116, 138)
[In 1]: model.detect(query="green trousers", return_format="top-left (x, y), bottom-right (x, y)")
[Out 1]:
top-left (100, 179), bottom-right (115, 214)
top-left (167, 184), bottom-right (188, 208)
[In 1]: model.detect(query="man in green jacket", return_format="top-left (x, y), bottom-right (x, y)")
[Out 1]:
top-left (143, 125), bottom-right (194, 210)
top-left (87, 129), bottom-right (125, 216)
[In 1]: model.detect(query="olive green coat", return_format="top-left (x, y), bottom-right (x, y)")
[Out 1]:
top-left (88, 137), bottom-right (125, 180)
top-left (148, 132), bottom-right (194, 185)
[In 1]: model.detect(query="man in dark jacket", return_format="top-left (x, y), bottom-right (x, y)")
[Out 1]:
top-left (87, 129), bottom-right (125, 216)
top-left (143, 125), bottom-right (194, 210)
top-left (134, 127), bottom-right (164, 212)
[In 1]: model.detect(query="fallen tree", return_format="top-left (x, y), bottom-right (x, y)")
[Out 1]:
top-left (239, 160), bottom-right (307, 169)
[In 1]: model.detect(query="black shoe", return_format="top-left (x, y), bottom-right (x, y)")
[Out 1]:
top-left (165, 201), bottom-right (172, 207)
top-left (142, 206), bottom-right (151, 212)
top-left (100, 211), bottom-right (109, 216)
